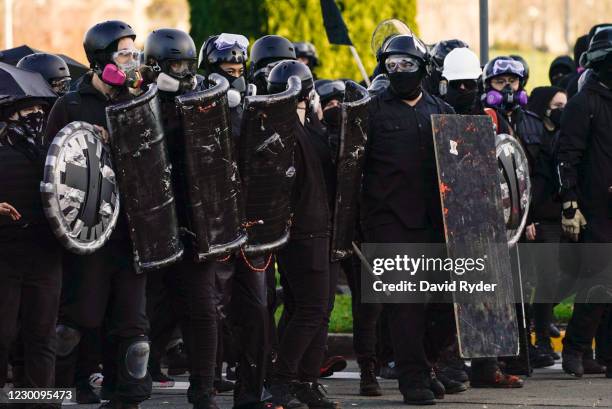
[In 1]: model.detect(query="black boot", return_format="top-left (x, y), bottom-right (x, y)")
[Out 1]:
top-left (562, 349), bottom-right (584, 377)
top-left (529, 344), bottom-right (555, 368)
top-left (433, 369), bottom-right (467, 394)
top-left (536, 339), bottom-right (560, 361)
top-left (359, 360), bottom-right (382, 397)
top-left (583, 348), bottom-right (606, 374)
top-left (292, 382), bottom-right (339, 409)
top-left (166, 342), bottom-right (189, 376)
top-left (268, 382), bottom-right (308, 409)
top-left (213, 376), bottom-right (235, 393)
top-left (192, 394), bottom-right (220, 409)
top-left (399, 373), bottom-right (436, 406)
top-left (428, 371), bottom-right (445, 399)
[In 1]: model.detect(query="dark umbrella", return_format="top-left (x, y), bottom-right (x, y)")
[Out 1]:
top-left (0, 44), bottom-right (89, 79)
top-left (0, 62), bottom-right (57, 106)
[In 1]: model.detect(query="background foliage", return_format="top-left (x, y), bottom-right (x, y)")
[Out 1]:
top-left (188, 0), bottom-right (418, 81)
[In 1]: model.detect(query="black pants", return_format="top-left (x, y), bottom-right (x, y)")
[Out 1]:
top-left (363, 223), bottom-right (455, 384)
top-left (276, 239), bottom-right (338, 381)
top-left (564, 217), bottom-right (612, 365)
top-left (228, 254), bottom-right (271, 407)
top-left (58, 240), bottom-right (151, 403)
top-left (0, 232), bottom-right (62, 388)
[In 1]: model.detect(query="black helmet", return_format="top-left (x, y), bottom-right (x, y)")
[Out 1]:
top-left (293, 42), bottom-right (318, 67)
top-left (83, 20), bottom-right (136, 70)
top-left (250, 35), bottom-right (296, 71)
top-left (17, 53), bottom-right (70, 82)
top-left (581, 27), bottom-right (612, 69)
top-left (199, 33), bottom-right (248, 74)
top-left (510, 55), bottom-right (530, 86)
top-left (482, 56), bottom-right (525, 83)
top-left (267, 60), bottom-right (313, 100)
top-left (431, 39), bottom-right (468, 72)
top-left (315, 79), bottom-right (345, 105)
top-left (548, 56), bottom-right (575, 84)
top-left (378, 34), bottom-right (428, 64)
top-left (144, 28), bottom-right (196, 66)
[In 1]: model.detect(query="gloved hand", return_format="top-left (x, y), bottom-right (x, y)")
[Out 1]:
top-left (562, 201), bottom-right (587, 241)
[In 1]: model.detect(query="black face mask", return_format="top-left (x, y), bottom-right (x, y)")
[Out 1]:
top-left (323, 105), bottom-right (341, 128)
top-left (388, 71), bottom-right (423, 100)
top-left (215, 68), bottom-right (246, 93)
top-left (597, 64), bottom-right (612, 89)
top-left (547, 108), bottom-right (563, 129)
top-left (18, 111), bottom-right (45, 141)
top-left (445, 87), bottom-right (477, 114)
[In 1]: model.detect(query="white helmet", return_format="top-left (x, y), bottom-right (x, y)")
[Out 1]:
top-left (442, 48), bottom-right (481, 81)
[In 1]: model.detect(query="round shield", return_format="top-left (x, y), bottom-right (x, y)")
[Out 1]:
top-left (495, 133), bottom-right (531, 247)
top-left (40, 121), bottom-right (120, 254)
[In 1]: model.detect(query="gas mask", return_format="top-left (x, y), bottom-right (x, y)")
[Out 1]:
top-left (156, 72), bottom-right (196, 94)
top-left (216, 69), bottom-right (247, 93)
top-left (484, 84), bottom-right (528, 112)
top-left (100, 49), bottom-right (143, 89)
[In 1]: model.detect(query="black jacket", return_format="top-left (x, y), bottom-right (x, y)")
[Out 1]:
top-left (362, 89), bottom-right (454, 231)
top-left (557, 77), bottom-right (612, 219)
top-left (290, 115), bottom-right (331, 240)
top-left (531, 127), bottom-right (562, 222)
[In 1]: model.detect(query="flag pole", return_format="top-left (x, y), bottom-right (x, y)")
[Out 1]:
top-left (349, 46), bottom-right (370, 86)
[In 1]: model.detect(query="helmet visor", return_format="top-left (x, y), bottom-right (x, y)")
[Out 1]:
top-left (317, 80), bottom-right (346, 98)
top-left (51, 77), bottom-right (72, 94)
top-left (168, 59), bottom-right (197, 78)
top-left (385, 55), bottom-right (421, 73)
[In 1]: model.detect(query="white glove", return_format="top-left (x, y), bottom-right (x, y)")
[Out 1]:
top-left (562, 201), bottom-right (587, 242)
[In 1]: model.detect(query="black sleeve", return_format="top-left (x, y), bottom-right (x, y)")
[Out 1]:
top-left (556, 92), bottom-right (591, 202)
top-left (44, 95), bottom-right (71, 144)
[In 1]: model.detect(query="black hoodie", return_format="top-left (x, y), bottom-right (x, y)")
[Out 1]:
top-left (557, 76), bottom-right (612, 219)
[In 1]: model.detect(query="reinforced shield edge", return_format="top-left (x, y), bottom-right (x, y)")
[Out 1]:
top-left (175, 73), bottom-right (247, 260)
top-left (330, 80), bottom-right (369, 261)
top-left (106, 84), bottom-right (184, 271)
top-left (239, 76), bottom-right (302, 255)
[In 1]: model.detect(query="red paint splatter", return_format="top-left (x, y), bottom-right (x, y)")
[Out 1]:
top-left (440, 183), bottom-right (451, 197)
top-left (443, 207), bottom-right (449, 216)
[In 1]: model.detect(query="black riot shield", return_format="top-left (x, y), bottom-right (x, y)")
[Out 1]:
top-left (40, 121), bottom-right (120, 254)
top-left (496, 133), bottom-right (531, 247)
top-left (175, 73), bottom-right (246, 260)
top-left (330, 81), bottom-right (369, 261)
top-left (105, 85), bottom-right (183, 271)
top-left (432, 114), bottom-right (519, 358)
top-left (239, 76), bottom-right (301, 254)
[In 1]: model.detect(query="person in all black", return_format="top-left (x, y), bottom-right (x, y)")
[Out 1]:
top-left (0, 91), bottom-right (62, 403)
top-left (44, 20), bottom-right (152, 409)
top-left (548, 56), bottom-right (575, 87)
top-left (265, 60), bottom-right (338, 409)
top-left (557, 27), bottom-right (612, 380)
top-left (362, 33), bottom-right (461, 405)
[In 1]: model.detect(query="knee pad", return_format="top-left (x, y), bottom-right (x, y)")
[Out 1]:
top-left (55, 325), bottom-right (81, 357)
top-left (124, 337), bottom-right (150, 380)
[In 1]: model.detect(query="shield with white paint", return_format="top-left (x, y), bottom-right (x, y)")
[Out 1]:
top-left (106, 84), bottom-right (183, 271)
top-left (330, 81), bottom-right (369, 261)
top-left (40, 120), bottom-right (120, 254)
top-left (175, 73), bottom-right (246, 260)
top-left (238, 76), bottom-right (301, 254)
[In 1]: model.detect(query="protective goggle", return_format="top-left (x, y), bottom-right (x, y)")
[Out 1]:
top-left (112, 48), bottom-right (141, 64)
top-left (215, 33), bottom-right (249, 53)
top-left (491, 59), bottom-right (524, 78)
top-left (448, 79), bottom-right (478, 91)
top-left (316, 80), bottom-right (346, 98)
top-left (51, 77), bottom-right (72, 94)
top-left (384, 55), bottom-right (421, 73)
top-left (167, 59), bottom-right (197, 78)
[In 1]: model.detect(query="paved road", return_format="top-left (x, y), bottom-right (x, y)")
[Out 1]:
top-left (65, 361), bottom-right (612, 409)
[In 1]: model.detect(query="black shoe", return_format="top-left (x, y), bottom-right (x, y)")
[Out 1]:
top-left (529, 345), bottom-right (555, 368)
top-left (152, 370), bottom-right (176, 388)
top-left (428, 371), bottom-right (445, 399)
top-left (268, 382), bottom-right (308, 409)
top-left (433, 370), bottom-right (467, 394)
top-left (436, 363), bottom-right (468, 383)
top-left (193, 395), bottom-right (220, 409)
top-left (562, 350), bottom-right (584, 377)
top-left (226, 366), bottom-right (237, 381)
top-left (359, 361), bottom-right (382, 396)
top-left (401, 387), bottom-right (435, 406)
top-left (583, 357), bottom-right (606, 374)
top-left (166, 343), bottom-right (189, 376)
top-left (292, 382), bottom-right (339, 409)
top-left (536, 339), bottom-right (560, 361)
top-left (320, 356), bottom-right (347, 378)
top-left (76, 384), bottom-right (101, 404)
top-left (214, 377), bottom-right (235, 393)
